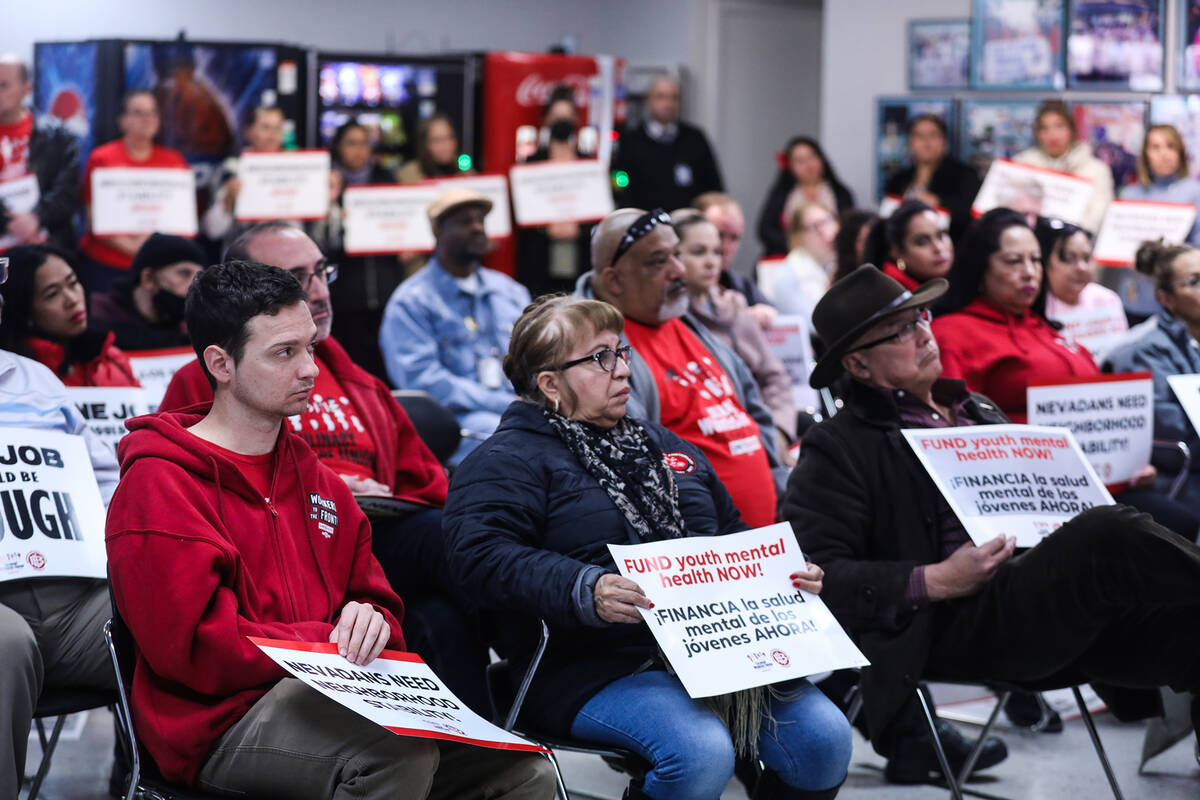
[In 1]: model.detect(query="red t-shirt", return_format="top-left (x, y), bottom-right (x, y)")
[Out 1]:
top-left (190, 436), bottom-right (275, 501)
top-left (624, 318), bottom-right (776, 528)
top-left (0, 113), bottom-right (33, 181)
top-left (79, 139), bottom-right (191, 268)
top-left (287, 356), bottom-right (378, 483)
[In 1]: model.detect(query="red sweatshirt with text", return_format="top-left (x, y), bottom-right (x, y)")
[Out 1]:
top-left (105, 408), bottom-right (405, 785)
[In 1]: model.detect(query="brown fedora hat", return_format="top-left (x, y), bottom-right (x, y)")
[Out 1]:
top-left (808, 265), bottom-right (947, 389)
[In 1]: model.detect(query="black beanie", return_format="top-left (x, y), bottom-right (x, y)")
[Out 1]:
top-left (130, 234), bottom-right (206, 280)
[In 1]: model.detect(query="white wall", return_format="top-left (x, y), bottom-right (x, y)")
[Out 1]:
top-left (820, 0), bottom-right (970, 205)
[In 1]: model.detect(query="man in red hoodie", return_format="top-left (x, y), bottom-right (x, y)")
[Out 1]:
top-left (105, 260), bottom-right (552, 797)
top-left (158, 222), bottom-right (491, 713)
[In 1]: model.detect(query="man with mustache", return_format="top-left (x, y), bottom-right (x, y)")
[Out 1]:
top-left (578, 207), bottom-right (784, 529)
top-left (379, 189), bottom-right (531, 465)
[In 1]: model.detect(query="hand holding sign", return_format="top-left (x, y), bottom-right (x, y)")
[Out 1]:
top-left (594, 573), bottom-right (652, 624)
top-left (925, 535), bottom-right (1016, 601)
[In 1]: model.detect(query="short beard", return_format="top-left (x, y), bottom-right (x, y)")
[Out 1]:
top-left (656, 291), bottom-right (690, 323)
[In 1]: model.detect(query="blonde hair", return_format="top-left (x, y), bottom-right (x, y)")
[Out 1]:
top-left (1138, 124), bottom-right (1190, 186)
top-left (787, 201), bottom-right (833, 248)
top-left (503, 295), bottom-right (625, 405)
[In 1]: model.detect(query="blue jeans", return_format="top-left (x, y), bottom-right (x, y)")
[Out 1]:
top-left (570, 671), bottom-right (851, 800)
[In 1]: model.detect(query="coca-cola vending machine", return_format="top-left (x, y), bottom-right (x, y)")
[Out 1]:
top-left (480, 52), bottom-right (624, 276)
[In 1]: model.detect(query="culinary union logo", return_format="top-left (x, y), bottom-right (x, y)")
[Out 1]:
top-left (27, 551), bottom-right (47, 570)
top-left (770, 649), bottom-right (790, 667)
top-left (515, 73), bottom-right (592, 108)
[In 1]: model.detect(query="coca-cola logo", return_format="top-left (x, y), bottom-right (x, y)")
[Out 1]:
top-left (515, 73), bottom-right (592, 108)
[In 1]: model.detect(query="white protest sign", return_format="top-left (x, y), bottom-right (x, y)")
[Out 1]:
top-left (67, 387), bottom-right (155, 456)
top-left (127, 347), bottom-right (196, 407)
top-left (250, 638), bottom-right (547, 753)
top-left (902, 424), bottom-right (1114, 548)
top-left (0, 174), bottom-right (41, 250)
top-left (344, 174), bottom-right (512, 255)
top-left (608, 524), bottom-right (868, 699)
top-left (0, 428), bottom-right (107, 581)
top-left (1093, 199), bottom-right (1196, 267)
top-left (763, 314), bottom-right (820, 412)
top-left (1167, 374), bottom-right (1200, 436)
top-left (972, 159), bottom-right (1094, 228)
top-left (90, 167), bottom-right (197, 236)
top-left (509, 159), bottom-right (614, 226)
top-left (235, 150), bottom-right (331, 222)
top-left (1027, 373), bottom-right (1153, 489)
top-left (1048, 303), bottom-right (1129, 360)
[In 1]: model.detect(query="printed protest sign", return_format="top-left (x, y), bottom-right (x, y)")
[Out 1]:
top-left (763, 315), bottom-right (820, 411)
top-left (509, 159), bottom-right (614, 226)
top-left (608, 524), bottom-right (868, 699)
top-left (67, 387), bottom-right (154, 455)
top-left (235, 150), bottom-right (331, 222)
top-left (0, 427), bottom-right (107, 582)
top-left (127, 347), bottom-right (195, 406)
top-left (1167, 374), bottom-right (1200, 436)
top-left (1027, 373), bottom-right (1153, 489)
top-left (1048, 303), bottom-right (1129, 360)
top-left (902, 424), bottom-right (1114, 548)
top-left (0, 174), bottom-right (40, 250)
top-left (972, 158), bottom-right (1094, 227)
top-left (250, 638), bottom-right (546, 753)
top-left (1093, 200), bottom-right (1196, 267)
top-left (90, 167), bottom-right (197, 236)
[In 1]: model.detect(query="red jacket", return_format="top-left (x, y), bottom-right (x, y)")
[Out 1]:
top-left (25, 331), bottom-right (140, 387)
top-left (881, 261), bottom-right (921, 292)
top-left (931, 296), bottom-right (1098, 423)
top-left (160, 336), bottom-right (447, 506)
top-left (106, 409), bottom-right (406, 785)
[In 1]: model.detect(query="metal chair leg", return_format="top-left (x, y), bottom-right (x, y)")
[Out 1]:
top-left (956, 689), bottom-right (1011, 787)
top-left (1073, 687), bottom-right (1124, 800)
top-left (26, 714), bottom-right (67, 800)
top-left (916, 687), bottom-right (964, 800)
top-left (543, 748), bottom-right (570, 800)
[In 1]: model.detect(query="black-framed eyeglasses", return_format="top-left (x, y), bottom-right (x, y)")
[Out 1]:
top-left (558, 345), bottom-right (633, 373)
top-left (611, 209), bottom-right (672, 267)
top-left (848, 308), bottom-right (932, 353)
top-left (289, 260), bottom-right (338, 290)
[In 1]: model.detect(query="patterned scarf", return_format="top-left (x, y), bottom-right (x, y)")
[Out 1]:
top-left (543, 408), bottom-right (770, 757)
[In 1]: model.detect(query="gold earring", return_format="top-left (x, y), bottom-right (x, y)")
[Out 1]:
top-left (896, 258), bottom-right (907, 272)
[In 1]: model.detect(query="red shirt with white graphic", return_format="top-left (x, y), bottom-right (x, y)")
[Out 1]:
top-left (624, 318), bottom-right (776, 527)
top-left (0, 113), bottom-right (33, 180)
top-left (288, 356), bottom-right (378, 482)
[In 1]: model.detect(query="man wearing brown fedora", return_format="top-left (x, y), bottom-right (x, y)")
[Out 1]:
top-left (379, 188), bottom-right (531, 465)
top-left (785, 265), bottom-right (1200, 786)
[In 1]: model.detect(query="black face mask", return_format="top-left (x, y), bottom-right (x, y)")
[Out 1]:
top-left (548, 119), bottom-right (575, 142)
top-left (152, 289), bottom-right (187, 325)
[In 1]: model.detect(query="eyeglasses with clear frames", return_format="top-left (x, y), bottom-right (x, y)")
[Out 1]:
top-left (848, 308), bottom-right (932, 353)
top-left (558, 345), bottom-right (634, 373)
top-left (289, 261), bottom-right (339, 291)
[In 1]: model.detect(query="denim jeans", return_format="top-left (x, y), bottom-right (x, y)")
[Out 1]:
top-left (570, 670), bottom-right (851, 800)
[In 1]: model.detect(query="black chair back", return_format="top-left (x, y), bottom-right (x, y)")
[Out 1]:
top-left (393, 390), bottom-right (462, 464)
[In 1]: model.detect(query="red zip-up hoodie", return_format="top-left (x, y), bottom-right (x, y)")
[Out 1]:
top-left (931, 296), bottom-right (1098, 422)
top-left (105, 408), bottom-right (406, 786)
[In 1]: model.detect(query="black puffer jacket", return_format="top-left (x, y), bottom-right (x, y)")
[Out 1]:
top-left (0, 115), bottom-right (80, 249)
top-left (444, 400), bottom-right (744, 734)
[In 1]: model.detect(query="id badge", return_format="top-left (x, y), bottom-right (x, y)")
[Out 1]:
top-left (477, 356), bottom-right (503, 389)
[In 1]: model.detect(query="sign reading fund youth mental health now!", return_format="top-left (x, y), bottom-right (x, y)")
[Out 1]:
top-left (0, 428), bottom-right (107, 582)
top-left (902, 424), bottom-right (1114, 548)
top-left (609, 524), bottom-right (868, 699)
top-left (67, 387), bottom-right (155, 456)
top-left (235, 150), bottom-right (332, 222)
top-left (250, 638), bottom-right (547, 753)
top-left (763, 315), bottom-right (820, 412)
top-left (1027, 373), bottom-right (1153, 489)
top-left (90, 167), bottom-right (198, 236)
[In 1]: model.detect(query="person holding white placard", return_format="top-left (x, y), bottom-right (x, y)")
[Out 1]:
top-left (788, 265), bottom-right (1200, 786)
top-left (1014, 99), bottom-right (1113, 233)
top-left (1120, 124), bottom-right (1200, 245)
top-left (445, 295), bottom-right (851, 800)
top-left (0, 254), bottom-right (119, 800)
top-left (106, 261), bottom-right (553, 798)
top-left (77, 90), bottom-right (190, 293)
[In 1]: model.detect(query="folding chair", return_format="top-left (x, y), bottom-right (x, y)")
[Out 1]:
top-left (1151, 440), bottom-right (1191, 501)
top-left (486, 619), bottom-right (648, 800)
top-left (25, 688), bottom-right (116, 800)
top-left (392, 390), bottom-right (462, 465)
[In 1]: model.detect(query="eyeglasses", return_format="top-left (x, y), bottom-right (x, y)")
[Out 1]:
top-left (558, 345), bottom-right (633, 373)
top-left (848, 308), bottom-right (932, 353)
top-left (289, 261), bottom-right (338, 290)
top-left (1174, 273), bottom-right (1200, 292)
top-left (611, 209), bottom-right (672, 267)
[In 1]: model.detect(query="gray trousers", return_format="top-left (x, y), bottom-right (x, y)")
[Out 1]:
top-left (0, 578), bottom-right (114, 800)
top-left (197, 678), bottom-right (556, 800)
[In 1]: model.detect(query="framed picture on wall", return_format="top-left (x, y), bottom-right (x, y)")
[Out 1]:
top-left (970, 0), bottom-right (1066, 90)
top-left (1070, 101), bottom-right (1147, 188)
top-left (875, 96), bottom-right (957, 200)
top-left (1150, 95), bottom-right (1200, 178)
top-left (1067, 0), bottom-right (1163, 90)
top-left (1180, 1), bottom-right (1200, 89)
top-left (909, 19), bottom-right (970, 89)
top-left (959, 99), bottom-right (1040, 177)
